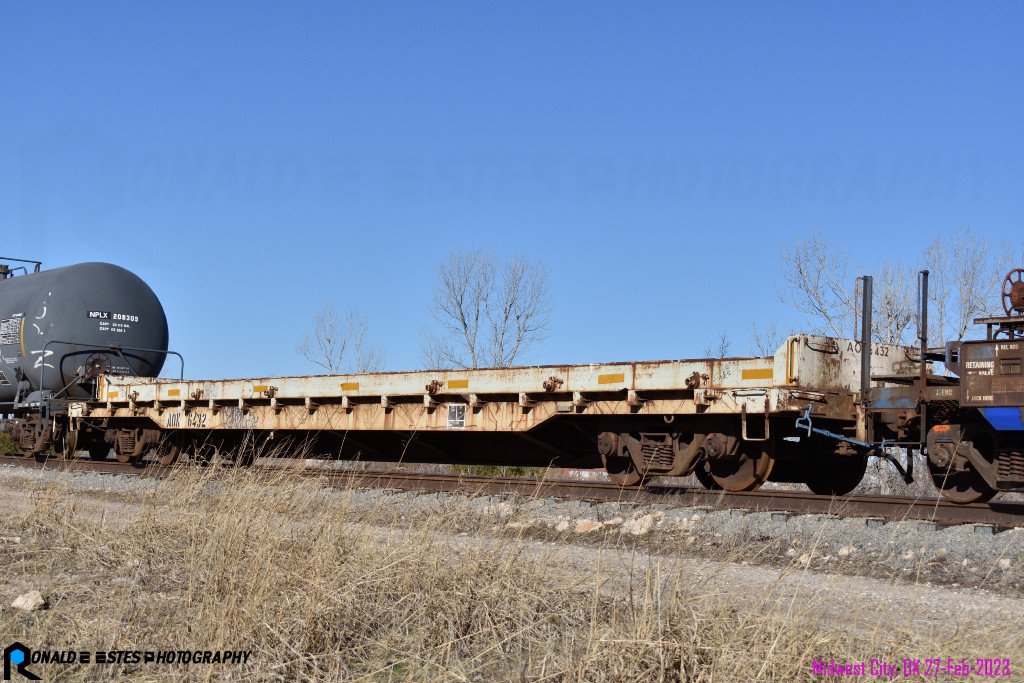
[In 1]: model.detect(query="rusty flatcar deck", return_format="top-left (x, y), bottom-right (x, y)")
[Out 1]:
top-left (86, 335), bottom-right (916, 438)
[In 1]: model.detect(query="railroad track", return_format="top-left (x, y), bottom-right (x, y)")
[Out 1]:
top-left (2, 453), bottom-right (1023, 531)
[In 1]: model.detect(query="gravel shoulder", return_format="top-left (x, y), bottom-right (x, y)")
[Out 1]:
top-left (1, 463), bottom-right (1022, 646)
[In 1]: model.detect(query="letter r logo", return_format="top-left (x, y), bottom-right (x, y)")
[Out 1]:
top-left (3, 643), bottom-right (40, 680)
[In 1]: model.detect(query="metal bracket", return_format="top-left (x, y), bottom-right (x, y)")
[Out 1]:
top-left (741, 402), bottom-right (770, 442)
top-left (694, 388), bottom-right (721, 406)
top-left (627, 390), bottom-right (645, 412)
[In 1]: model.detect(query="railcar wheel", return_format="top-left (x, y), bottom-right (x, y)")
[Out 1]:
top-left (604, 456), bottom-right (642, 486)
top-left (693, 461), bottom-right (722, 490)
top-left (58, 430), bottom-right (79, 461)
top-left (708, 445), bottom-right (775, 492)
top-left (928, 461), bottom-right (996, 504)
top-left (598, 432), bottom-right (643, 486)
top-left (805, 456), bottom-right (867, 496)
top-left (155, 434), bottom-right (183, 466)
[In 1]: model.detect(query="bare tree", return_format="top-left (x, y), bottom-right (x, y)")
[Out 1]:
top-left (297, 302), bottom-right (385, 374)
top-left (923, 226), bottom-right (1010, 344)
top-left (871, 259), bottom-right (916, 345)
top-left (703, 330), bottom-right (731, 358)
top-left (347, 312), bottom-right (386, 373)
top-left (778, 227), bottom-right (1010, 347)
top-left (750, 320), bottom-right (785, 356)
top-left (777, 232), bottom-right (859, 339)
top-left (423, 248), bottom-right (552, 369)
top-left (419, 327), bottom-right (449, 372)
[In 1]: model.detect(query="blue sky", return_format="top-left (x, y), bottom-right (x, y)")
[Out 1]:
top-left (2, 3), bottom-right (1022, 378)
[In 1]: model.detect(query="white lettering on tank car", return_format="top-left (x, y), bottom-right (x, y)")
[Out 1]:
top-left (31, 349), bottom-right (54, 369)
top-left (88, 312), bottom-right (138, 322)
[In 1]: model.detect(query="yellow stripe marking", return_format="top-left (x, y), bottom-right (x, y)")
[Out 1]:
top-left (742, 368), bottom-right (774, 381)
top-left (340, 382), bottom-right (360, 391)
top-left (108, 391), bottom-right (119, 399)
top-left (252, 385), bottom-right (267, 393)
top-left (598, 373), bottom-right (625, 385)
top-left (167, 389), bottom-right (181, 397)
top-left (19, 318), bottom-right (25, 358)
top-left (448, 379), bottom-right (469, 390)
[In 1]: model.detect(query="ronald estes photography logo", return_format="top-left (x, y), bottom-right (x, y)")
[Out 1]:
top-left (3, 643), bottom-right (250, 679)
top-left (3, 643), bottom-right (40, 681)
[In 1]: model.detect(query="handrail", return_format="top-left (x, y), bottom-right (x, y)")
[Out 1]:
top-left (0, 257), bottom-right (42, 274)
top-left (786, 337), bottom-right (798, 384)
top-left (37, 339), bottom-right (183, 402)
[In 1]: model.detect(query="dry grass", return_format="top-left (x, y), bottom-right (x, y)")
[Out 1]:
top-left (0, 466), bottom-right (1021, 682)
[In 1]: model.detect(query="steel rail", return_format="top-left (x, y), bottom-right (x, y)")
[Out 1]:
top-left (1, 454), bottom-right (1021, 530)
